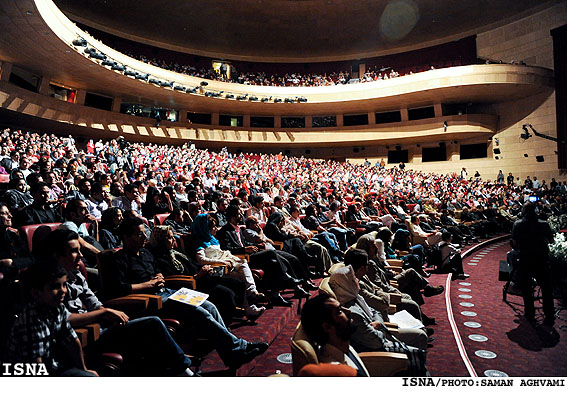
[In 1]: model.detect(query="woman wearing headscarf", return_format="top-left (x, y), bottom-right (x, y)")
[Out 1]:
top-left (147, 225), bottom-right (264, 322)
top-left (191, 213), bottom-right (272, 303)
top-left (194, 213), bottom-right (308, 306)
top-left (329, 254), bottom-right (428, 376)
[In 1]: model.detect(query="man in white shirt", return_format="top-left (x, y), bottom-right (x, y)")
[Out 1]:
top-left (112, 183), bottom-right (143, 216)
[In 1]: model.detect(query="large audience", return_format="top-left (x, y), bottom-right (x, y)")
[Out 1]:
top-left (127, 52), bottom-right (404, 87)
top-left (0, 127), bottom-right (566, 376)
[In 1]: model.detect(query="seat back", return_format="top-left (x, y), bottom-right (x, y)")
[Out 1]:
top-left (318, 277), bottom-right (336, 298)
top-left (96, 248), bottom-right (122, 299)
top-left (19, 223), bottom-right (61, 252)
top-left (328, 262), bottom-right (345, 274)
top-left (154, 213), bottom-right (169, 226)
top-left (291, 322), bottom-right (319, 376)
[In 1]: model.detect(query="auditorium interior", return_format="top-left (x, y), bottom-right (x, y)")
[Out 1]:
top-left (0, 0), bottom-right (566, 381)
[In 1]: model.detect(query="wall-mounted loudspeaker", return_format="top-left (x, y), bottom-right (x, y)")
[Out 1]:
top-left (536, 155), bottom-right (544, 162)
top-left (493, 148), bottom-right (501, 154)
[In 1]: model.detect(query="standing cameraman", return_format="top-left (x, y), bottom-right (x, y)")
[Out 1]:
top-left (511, 202), bottom-right (554, 326)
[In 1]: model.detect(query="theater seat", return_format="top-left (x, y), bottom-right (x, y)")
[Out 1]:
top-left (291, 322), bottom-right (407, 376)
top-left (19, 223), bottom-right (62, 252)
top-left (154, 213), bottom-right (169, 226)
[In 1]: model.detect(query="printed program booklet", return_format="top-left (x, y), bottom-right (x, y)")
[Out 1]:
top-left (169, 287), bottom-right (209, 307)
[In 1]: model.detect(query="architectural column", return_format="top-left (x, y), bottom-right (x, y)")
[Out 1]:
top-left (178, 110), bottom-right (187, 123)
top-left (400, 108), bottom-right (409, 122)
top-left (337, 114), bottom-right (344, 127)
top-left (274, 115), bottom-right (281, 128)
top-left (359, 63), bottom-right (366, 78)
top-left (368, 111), bottom-right (376, 125)
top-left (212, 113), bottom-right (220, 126)
top-left (112, 96), bottom-right (122, 112)
top-left (75, 90), bottom-right (86, 105)
top-left (0, 62), bottom-right (12, 81)
top-left (38, 76), bottom-right (50, 95)
top-left (434, 103), bottom-right (443, 117)
top-left (305, 115), bottom-right (312, 128)
top-left (243, 114), bottom-right (250, 128)
top-left (409, 144), bottom-right (422, 164)
top-left (447, 141), bottom-right (460, 161)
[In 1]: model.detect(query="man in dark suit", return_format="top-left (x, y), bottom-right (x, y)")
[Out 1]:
top-left (217, 206), bottom-right (308, 306)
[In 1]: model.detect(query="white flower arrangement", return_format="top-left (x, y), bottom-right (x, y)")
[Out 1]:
top-left (548, 214), bottom-right (567, 233)
top-left (549, 232), bottom-right (567, 262)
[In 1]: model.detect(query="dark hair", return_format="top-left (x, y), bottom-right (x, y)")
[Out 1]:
top-left (101, 206), bottom-right (123, 231)
top-left (225, 205), bottom-right (241, 221)
top-left (253, 195), bottom-right (264, 206)
top-left (289, 205), bottom-right (300, 214)
top-left (188, 202), bottom-right (201, 216)
top-left (329, 201), bottom-right (340, 211)
top-left (344, 248), bottom-right (369, 272)
top-left (91, 181), bottom-right (104, 195)
top-left (8, 177), bottom-right (25, 189)
top-left (441, 231), bottom-right (452, 241)
top-left (42, 229), bottom-right (79, 257)
top-left (522, 202), bottom-right (537, 220)
top-left (64, 198), bottom-right (85, 219)
top-left (124, 183), bottom-right (138, 194)
top-left (301, 293), bottom-right (334, 346)
top-left (78, 178), bottom-right (91, 189)
top-left (22, 259), bottom-right (67, 291)
top-left (26, 172), bottom-right (42, 187)
top-left (30, 181), bottom-right (49, 195)
top-left (305, 204), bottom-right (317, 217)
top-left (119, 217), bottom-right (144, 239)
top-left (237, 189), bottom-right (248, 198)
top-left (376, 228), bottom-right (393, 243)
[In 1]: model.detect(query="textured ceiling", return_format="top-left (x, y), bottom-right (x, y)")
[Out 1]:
top-left (53, 0), bottom-right (560, 62)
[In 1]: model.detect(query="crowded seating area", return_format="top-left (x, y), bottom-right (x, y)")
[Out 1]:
top-left (77, 26), bottom-right (475, 89)
top-left (0, 126), bottom-right (566, 377)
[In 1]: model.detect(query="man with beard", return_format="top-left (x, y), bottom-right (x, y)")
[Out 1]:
top-left (300, 293), bottom-right (369, 376)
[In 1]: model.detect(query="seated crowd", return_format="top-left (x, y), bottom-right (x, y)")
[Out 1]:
top-left (0, 127), bottom-right (566, 376)
top-left (124, 51), bottom-right (404, 87)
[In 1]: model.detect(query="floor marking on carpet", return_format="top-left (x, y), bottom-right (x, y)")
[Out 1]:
top-left (484, 370), bottom-right (509, 377)
top-left (459, 282), bottom-right (472, 286)
top-left (468, 263), bottom-right (478, 266)
top-left (459, 294), bottom-right (473, 299)
top-left (458, 288), bottom-right (472, 292)
top-left (469, 334), bottom-right (488, 342)
top-left (461, 311), bottom-right (477, 317)
top-left (446, 273), bottom-right (478, 377)
top-left (475, 350), bottom-right (497, 359)
top-left (460, 302), bottom-right (475, 307)
top-left (464, 322), bottom-right (482, 328)
top-left (276, 353), bottom-right (292, 364)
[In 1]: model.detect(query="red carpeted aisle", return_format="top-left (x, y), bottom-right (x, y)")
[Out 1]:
top-left (424, 238), bottom-right (567, 377)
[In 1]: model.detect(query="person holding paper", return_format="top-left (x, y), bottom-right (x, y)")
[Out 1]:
top-left (41, 229), bottom-right (194, 376)
top-left (105, 217), bottom-right (269, 369)
top-left (330, 249), bottom-right (428, 352)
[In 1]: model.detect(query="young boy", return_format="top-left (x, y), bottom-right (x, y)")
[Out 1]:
top-left (7, 261), bottom-right (98, 376)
